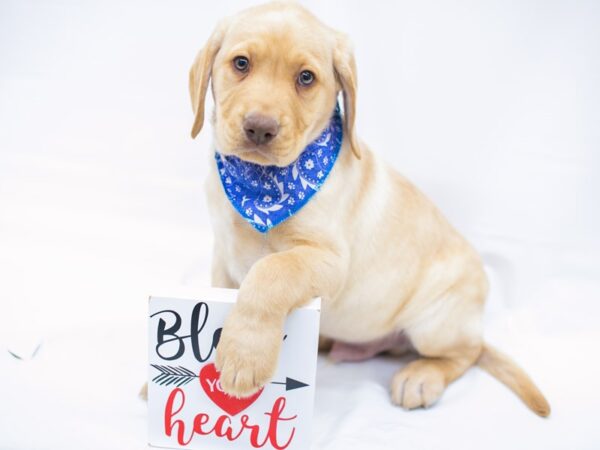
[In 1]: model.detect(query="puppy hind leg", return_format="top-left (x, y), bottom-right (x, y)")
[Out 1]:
top-left (390, 349), bottom-right (480, 409)
top-left (390, 293), bottom-right (484, 409)
top-left (139, 382), bottom-right (148, 401)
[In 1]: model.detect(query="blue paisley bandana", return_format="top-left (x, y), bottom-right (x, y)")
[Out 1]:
top-left (215, 104), bottom-right (343, 233)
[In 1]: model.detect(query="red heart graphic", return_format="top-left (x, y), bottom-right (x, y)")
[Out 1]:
top-left (199, 363), bottom-right (264, 416)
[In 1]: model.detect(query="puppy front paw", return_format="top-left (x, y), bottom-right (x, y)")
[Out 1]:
top-left (215, 308), bottom-right (283, 398)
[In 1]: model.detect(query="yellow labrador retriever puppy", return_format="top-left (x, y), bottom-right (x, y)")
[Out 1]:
top-left (189, 1), bottom-right (550, 416)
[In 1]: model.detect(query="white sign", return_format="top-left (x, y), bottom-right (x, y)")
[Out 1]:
top-left (148, 288), bottom-right (321, 450)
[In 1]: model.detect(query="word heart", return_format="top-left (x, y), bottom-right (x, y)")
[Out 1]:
top-left (200, 363), bottom-right (264, 416)
top-left (165, 388), bottom-right (296, 449)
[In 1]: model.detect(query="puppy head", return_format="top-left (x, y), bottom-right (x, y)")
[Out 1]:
top-left (189, 2), bottom-right (360, 166)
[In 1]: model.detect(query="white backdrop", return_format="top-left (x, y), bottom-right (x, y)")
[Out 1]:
top-left (1, 1), bottom-right (599, 449)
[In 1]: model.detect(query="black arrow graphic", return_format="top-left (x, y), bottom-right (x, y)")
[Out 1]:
top-left (151, 364), bottom-right (197, 387)
top-left (151, 365), bottom-right (309, 391)
top-left (270, 377), bottom-right (309, 391)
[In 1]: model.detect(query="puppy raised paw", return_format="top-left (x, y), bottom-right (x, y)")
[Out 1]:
top-left (391, 359), bottom-right (446, 410)
top-left (215, 307), bottom-right (284, 398)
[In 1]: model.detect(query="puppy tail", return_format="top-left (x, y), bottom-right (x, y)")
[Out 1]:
top-left (477, 343), bottom-right (550, 417)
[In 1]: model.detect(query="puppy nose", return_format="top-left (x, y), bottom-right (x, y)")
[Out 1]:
top-left (243, 113), bottom-right (279, 145)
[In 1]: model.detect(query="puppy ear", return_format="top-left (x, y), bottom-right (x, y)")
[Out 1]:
top-left (189, 22), bottom-right (227, 139)
top-left (333, 33), bottom-right (361, 159)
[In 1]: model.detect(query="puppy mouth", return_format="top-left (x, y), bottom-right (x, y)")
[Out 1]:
top-left (231, 145), bottom-right (281, 165)
top-left (229, 140), bottom-right (296, 167)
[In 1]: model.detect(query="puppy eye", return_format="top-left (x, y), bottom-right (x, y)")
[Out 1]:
top-left (298, 70), bottom-right (315, 86)
top-left (233, 56), bottom-right (250, 73)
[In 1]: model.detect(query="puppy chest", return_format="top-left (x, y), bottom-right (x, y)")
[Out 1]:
top-left (221, 231), bottom-right (271, 283)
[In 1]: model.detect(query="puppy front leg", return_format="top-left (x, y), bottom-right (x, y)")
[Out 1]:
top-left (211, 244), bottom-right (239, 289)
top-left (215, 244), bottom-right (344, 397)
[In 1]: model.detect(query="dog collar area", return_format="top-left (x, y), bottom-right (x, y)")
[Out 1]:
top-left (215, 105), bottom-right (343, 233)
